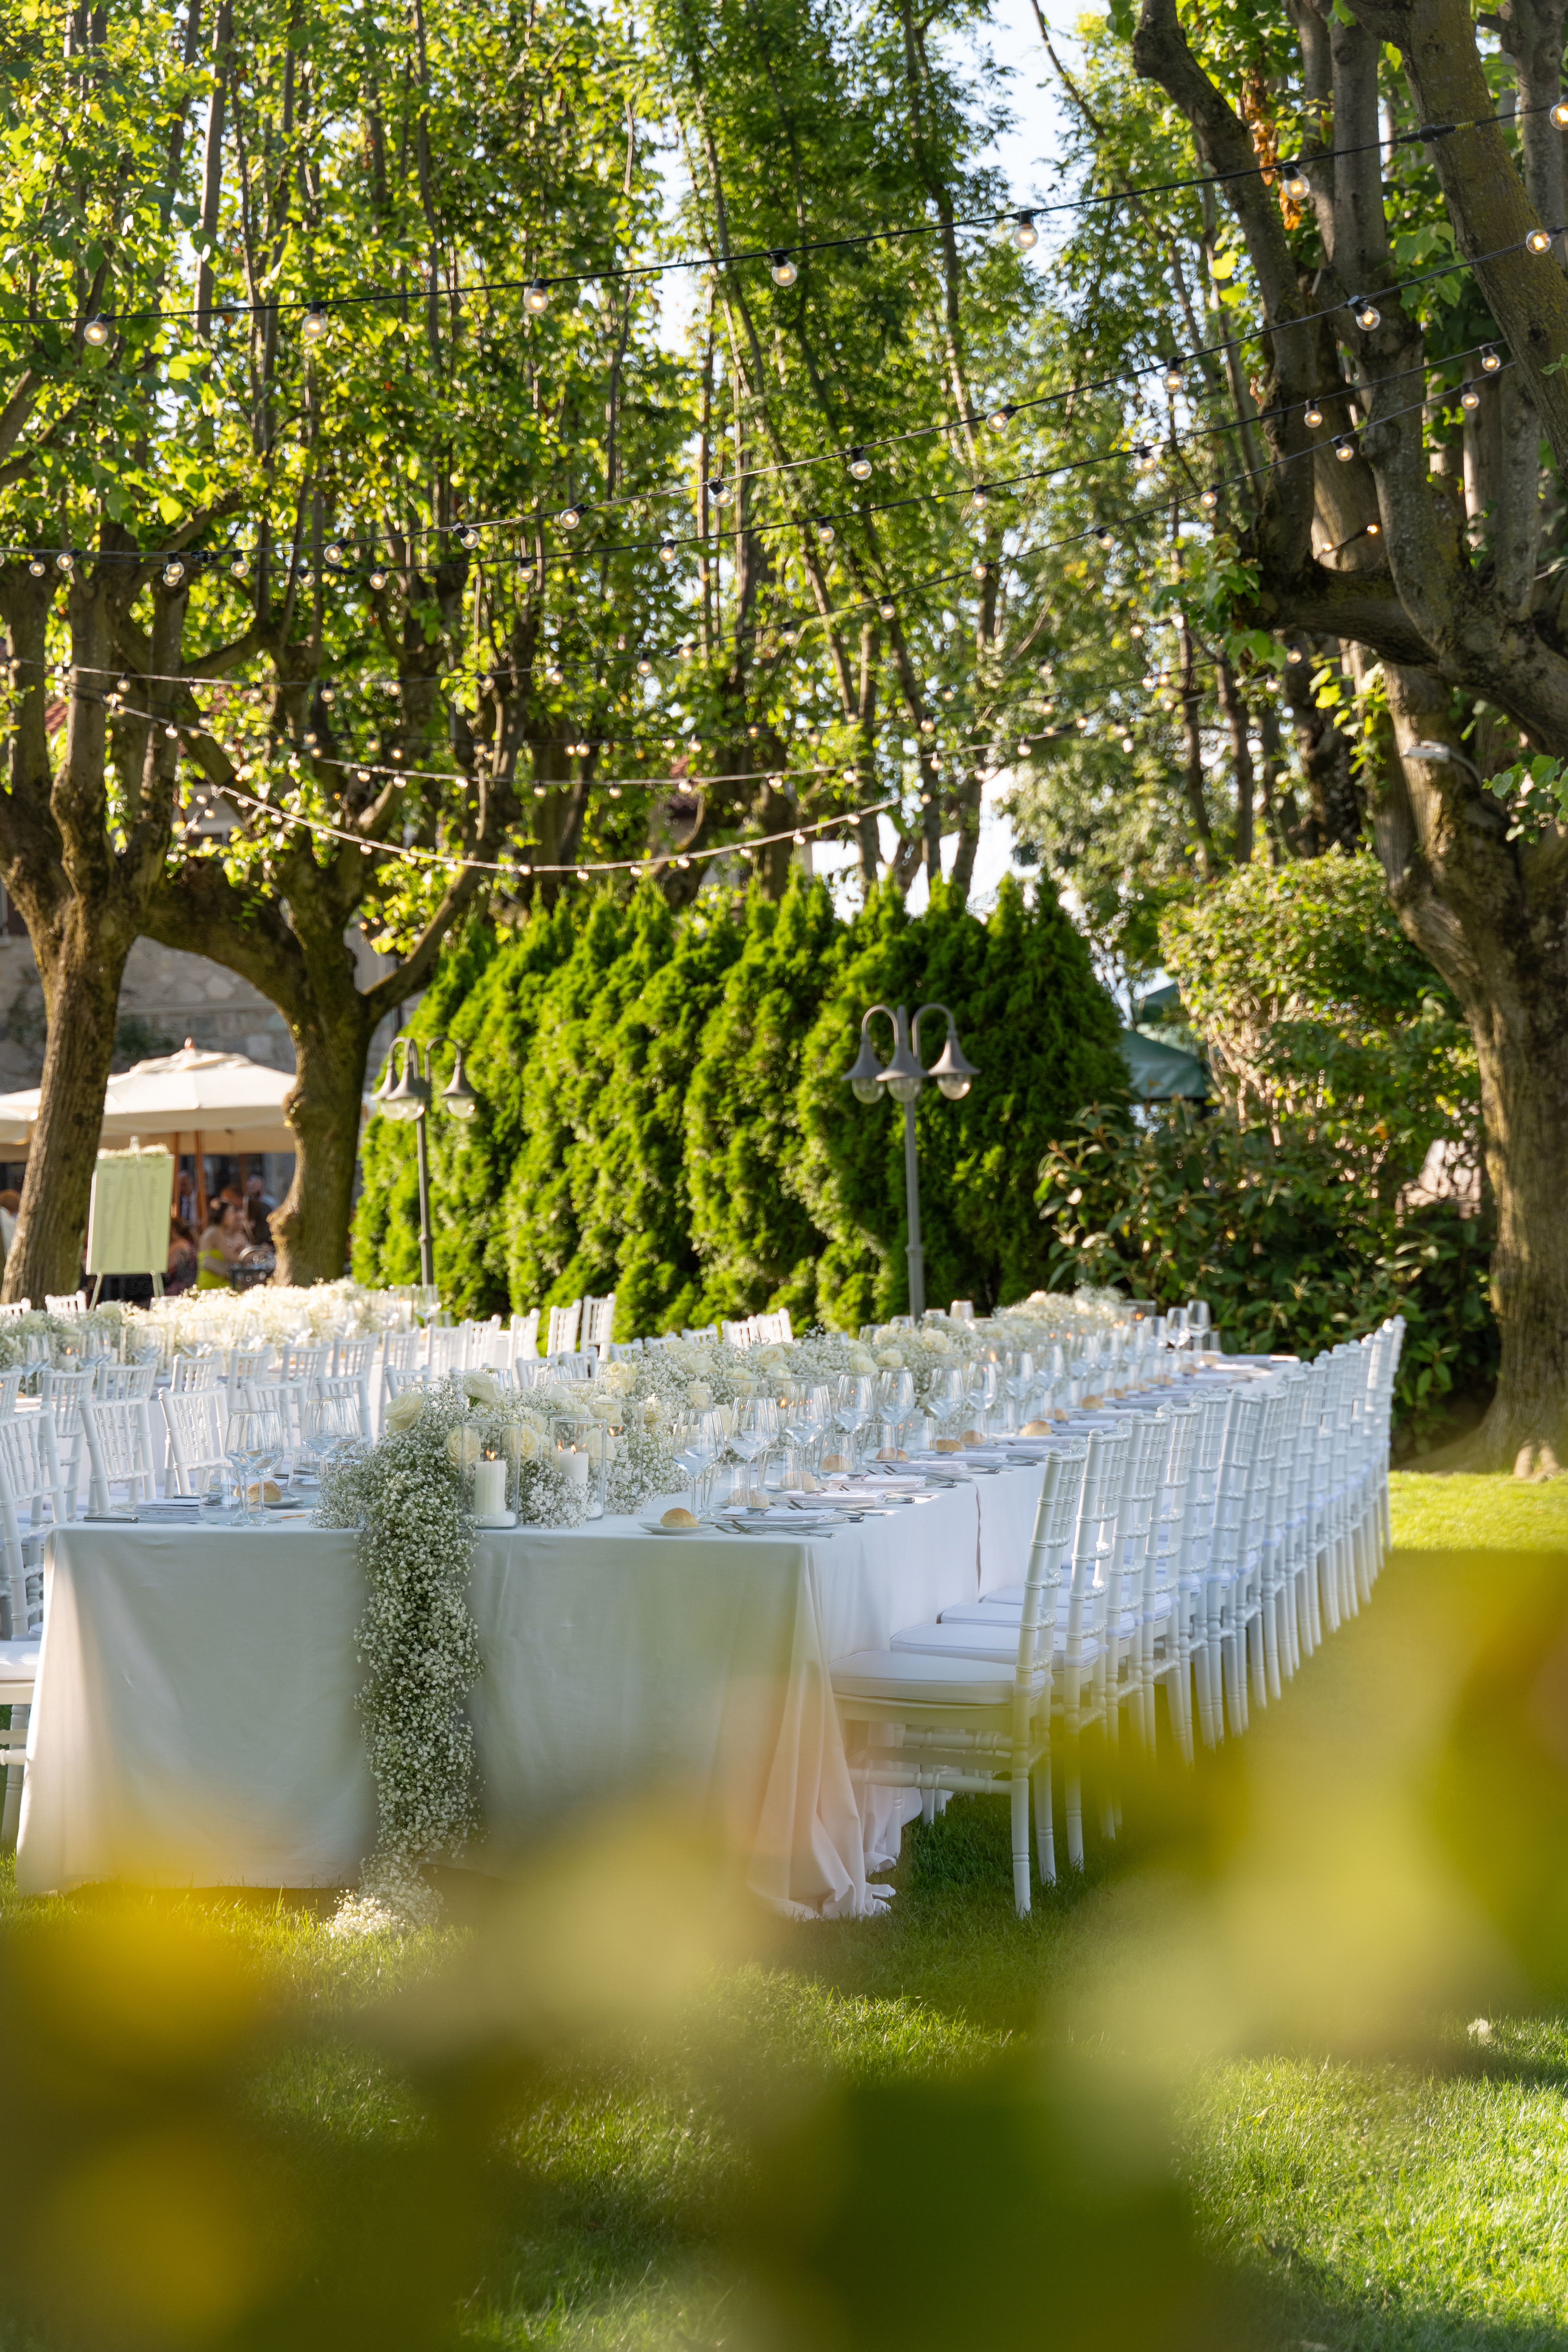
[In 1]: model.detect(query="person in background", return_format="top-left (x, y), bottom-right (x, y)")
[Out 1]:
top-left (243, 1172), bottom-right (275, 1249)
top-left (0, 1189), bottom-right (18, 1265)
top-left (166, 1214), bottom-right (197, 1295)
top-left (196, 1200), bottom-right (258, 1290)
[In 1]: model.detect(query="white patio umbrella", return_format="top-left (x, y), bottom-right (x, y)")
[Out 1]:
top-left (0, 1042), bottom-right (298, 1152)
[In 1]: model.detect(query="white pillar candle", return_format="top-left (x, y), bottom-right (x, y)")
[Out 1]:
top-left (473, 1457), bottom-right (507, 1518)
top-left (555, 1445), bottom-right (590, 1486)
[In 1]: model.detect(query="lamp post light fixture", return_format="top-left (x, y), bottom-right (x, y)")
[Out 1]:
top-left (843, 1002), bottom-right (978, 1319)
top-left (372, 1033), bottom-right (479, 1290)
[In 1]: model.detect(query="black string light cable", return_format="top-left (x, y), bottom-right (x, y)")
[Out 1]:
top-left (5, 222), bottom-right (1540, 577)
top-left (34, 93), bottom-right (1557, 344)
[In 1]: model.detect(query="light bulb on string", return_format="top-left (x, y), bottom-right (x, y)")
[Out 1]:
top-left (1304, 399), bottom-right (1324, 427)
top-left (1199, 483), bottom-right (1219, 510)
top-left (816, 518), bottom-right (835, 544)
top-left (1460, 381), bottom-right (1481, 410)
top-left (637, 656), bottom-right (653, 676)
top-left (84, 313), bottom-right (111, 346)
top-left (27, 556), bottom-right (44, 577)
top-left (848, 447), bottom-right (873, 481)
top-left (1132, 443), bottom-right (1160, 474)
top-left (658, 537), bottom-right (676, 563)
top-left (1350, 295), bottom-right (1381, 330)
top-left (1553, 102), bottom-right (1568, 127)
top-left (54, 550), bottom-right (72, 573)
top-left (546, 663), bottom-right (563, 684)
top-left (708, 478), bottom-right (732, 504)
top-left (769, 250), bottom-right (798, 287)
top-left (971, 484), bottom-right (990, 509)
top-left (325, 543), bottom-right (343, 566)
top-left (1012, 212), bottom-right (1038, 251)
top-left (162, 559), bottom-right (186, 587)
top-left (1481, 343), bottom-right (1502, 372)
top-left (920, 715), bottom-right (935, 732)
top-left (1333, 434), bottom-right (1356, 462)
top-left (1281, 160), bottom-right (1311, 200)
top-left (230, 556), bottom-right (247, 578)
top-left (302, 304), bottom-right (329, 341)
top-left (780, 624), bottom-right (798, 646)
top-left (369, 568), bottom-right (388, 588)
top-left (163, 721), bottom-right (178, 740)
top-left (320, 686), bottom-right (335, 706)
top-left (986, 403), bottom-right (1014, 432)
top-left (879, 600), bottom-right (895, 621)
top-left (525, 278), bottom-right (550, 312)
top-left (971, 557), bottom-right (988, 581)
top-left (459, 526), bottom-right (480, 549)
top-left (1094, 527), bottom-right (1114, 550)
top-left (558, 506), bottom-right (581, 530)
top-left (1528, 228), bottom-right (1554, 254)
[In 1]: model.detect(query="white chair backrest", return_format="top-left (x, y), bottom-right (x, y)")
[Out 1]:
top-left (80, 1395), bottom-right (158, 1515)
top-left (583, 1294), bottom-right (617, 1352)
top-left (510, 1308), bottom-right (541, 1363)
top-left (0, 1366), bottom-right (21, 1419)
top-left (536, 1349), bottom-right (596, 1382)
top-left (170, 1350), bottom-right (226, 1392)
top-left (38, 1365), bottom-right (94, 1432)
top-left (312, 1371), bottom-right (371, 1444)
top-left (384, 1365), bottom-right (431, 1400)
top-left (546, 1301), bottom-right (582, 1356)
top-left (330, 1335), bottom-right (378, 1379)
top-left (160, 1388), bottom-right (228, 1496)
top-left (92, 1361), bottom-right (157, 1401)
top-left (382, 1330), bottom-right (425, 1373)
top-left (1012, 1445), bottom-right (1086, 1682)
top-left (238, 1378), bottom-right (309, 1446)
top-left (1211, 1388), bottom-right (1269, 1574)
top-left (0, 1300), bottom-right (31, 1320)
top-left (426, 1326), bottom-right (469, 1377)
top-left (45, 1292), bottom-right (85, 1317)
top-left (0, 1407), bottom-right (66, 1634)
top-left (225, 1345), bottom-right (274, 1405)
top-left (277, 1342), bottom-right (329, 1385)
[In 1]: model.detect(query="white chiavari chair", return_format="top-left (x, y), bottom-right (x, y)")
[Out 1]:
top-left (224, 1345), bottom-right (274, 1410)
top-left (0, 1406), bottom-right (66, 1836)
top-left (326, 1335), bottom-right (378, 1437)
top-left (170, 1350), bottom-right (226, 1393)
top-left (426, 1325), bottom-right (470, 1378)
top-left (239, 1378), bottom-right (312, 1448)
top-left (161, 1387), bottom-right (229, 1497)
top-left (0, 1367), bottom-right (22, 1419)
top-left (311, 1371), bottom-right (372, 1445)
top-left (92, 1361), bottom-right (158, 1402)
top-left (0, 1300), bottom-right (32, 1320)
top-left (383, 1365), bottom-right (431, 1401)
top-left (380, 1329), bottom-right (425, 1413)
top-left (276, 1342), bottom-right (330, 1387)
top-left (80, 1395), bottom-right (160, 1515)
top-left (510, 1308), bottom-right (541, 1363)
top-left (44, 1291), bottom-right (86, 1317)
top-left (583, 1294), bottom-right (617, 1353)
top-left (1258, 1367), bottom-right (1310, 1699)
top-left (546, 1301), bottom-right (582, 1355)
top-left (831, 1446), bottom-right (1086, 1915)
top-left (38, 1366), bottom-right (95, 1510)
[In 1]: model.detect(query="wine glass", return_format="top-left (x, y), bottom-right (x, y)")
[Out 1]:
top-left (224, 1408), bottom-right (268, 1527)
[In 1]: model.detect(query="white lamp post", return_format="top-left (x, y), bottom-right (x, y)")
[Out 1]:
top-left (843, 1002), bottom-right (978, 1320)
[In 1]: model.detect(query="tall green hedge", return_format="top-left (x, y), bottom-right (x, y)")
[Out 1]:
top-left (352, 872), bottom-right (1128, 1330)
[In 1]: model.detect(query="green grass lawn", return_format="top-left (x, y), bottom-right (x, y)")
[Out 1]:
top-left (4, 1475), bottom-right (1567, 2351)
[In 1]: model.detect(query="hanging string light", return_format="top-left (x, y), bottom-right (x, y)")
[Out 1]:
top-left (302, 305), bottom-right (330, 341)
top-left (525, 279), bottom-right (550, 313)
top-left (84, 313), bottom-right (111, 346)
top-left (848, 447), bottom-right (873, 481)
top-left (769, 250), bottom-right (798, 286)
top-left (1012, 212), bottom-right (1039, 251)
top-left (1350, 295), bottom-right (1381, 330)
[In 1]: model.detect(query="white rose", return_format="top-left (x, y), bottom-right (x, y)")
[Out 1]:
top-left (686, 1380), bottom-right (713, 1408)
top-left (385, 1388), bottom-right (427, 1434)
top-left (847, 1348), bottom-right (877, 1374)
top-left (510, 1419), bottom-right (542, 1461)
top-left (446, 1425), bottom-right (481, 1469)
top-left (876, 1348), bottom-right (905, 1370)
top-left (464, 1370), bottom-right (501, 1406)
top-left (599, 1361), bottom-right (636, 1395)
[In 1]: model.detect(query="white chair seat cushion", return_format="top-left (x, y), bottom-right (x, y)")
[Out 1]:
top-left (831, 1647), bottom-right (1047, 1707)
top-left (0, 1636), bottom-right (40, 1698)
top-left (890, 1620), bottom-right (1101, 1667)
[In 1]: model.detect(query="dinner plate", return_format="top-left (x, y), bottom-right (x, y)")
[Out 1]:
top-left (639, 1517), bottom-right (712, 1536)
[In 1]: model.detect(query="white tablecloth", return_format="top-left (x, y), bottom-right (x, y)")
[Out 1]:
top-left (15, 1464), bottom-right (1045, 1916)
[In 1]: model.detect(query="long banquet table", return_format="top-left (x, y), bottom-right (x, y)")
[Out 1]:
top-left (14, 1460), bottom-right (1047, 1917)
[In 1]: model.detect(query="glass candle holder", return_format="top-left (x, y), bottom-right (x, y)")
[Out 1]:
top-left (552, 1415), bottom-right (607, 1518)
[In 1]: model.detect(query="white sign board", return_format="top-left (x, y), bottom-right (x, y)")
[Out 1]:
top-left (86, 1148), bottom-right (171, 1276)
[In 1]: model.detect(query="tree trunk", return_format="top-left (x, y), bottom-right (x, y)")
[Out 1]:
top-left (1378, 663), bottom-right (1568, 1469)
top-left (5, 922), bottom-right (134, 1303)
top-left (270, 1008), bottom-right (376, 1286)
